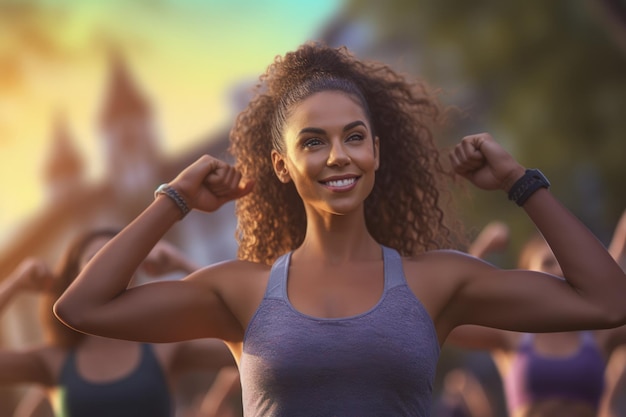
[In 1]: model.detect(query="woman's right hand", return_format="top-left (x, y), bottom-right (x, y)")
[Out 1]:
top-left (170, 155), bottom-right (254, 214)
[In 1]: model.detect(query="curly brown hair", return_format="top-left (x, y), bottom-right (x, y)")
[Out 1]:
top-left (230, 42), bottom-right (458, 265)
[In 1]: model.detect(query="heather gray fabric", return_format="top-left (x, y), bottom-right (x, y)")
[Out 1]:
top-left (240, 246), bottom-right (440, 417)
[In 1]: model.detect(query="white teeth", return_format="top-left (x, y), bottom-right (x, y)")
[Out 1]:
top-left (325, 178), bottom-right (355, 187)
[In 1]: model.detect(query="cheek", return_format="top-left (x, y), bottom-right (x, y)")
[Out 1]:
top-left (287, 153), bottom-right (324, 177)
top-left (357, 147), bottom-right (378, 170)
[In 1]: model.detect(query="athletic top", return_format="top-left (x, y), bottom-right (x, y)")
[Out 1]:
top-left (240, 246), bottom-right (440, 417)
top-left (504, 332), bottom-right (605, 413)
top-left (56, 343), bottom-right (172, 417)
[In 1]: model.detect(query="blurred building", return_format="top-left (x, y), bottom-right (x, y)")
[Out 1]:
top-left (0, 53), bottom-right (239, 412)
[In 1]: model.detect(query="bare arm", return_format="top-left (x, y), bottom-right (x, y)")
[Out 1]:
top-left (0, 260), bottom-right (57, 387)
top-left (0, 258), bottom-right (52, 313)
top-left (140, 239), bottom-right (202, 278)
top-left (12, 386), bottom-right (54, 417)
top-left (0, 347), bottom-right (55, 386)
top-left (189, 366), bottom-right (241, 417)
top-left (447, 221), bottom-right (514, 350)
top-left (608, 209), bottom-right (626, 270)
top-left (170, 338), bottom-right (236, 376)
top-left (444, 324), bottom-right (514, 351)
top-left (442, 133), bottom-right (626, 333)
top-left (54, 155), bottom-right (254, 343)
top-left (467, 221), bottom-right (510, 259)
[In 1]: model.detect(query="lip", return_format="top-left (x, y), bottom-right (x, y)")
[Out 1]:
top-left (319, 174), bottom-right (360, 192)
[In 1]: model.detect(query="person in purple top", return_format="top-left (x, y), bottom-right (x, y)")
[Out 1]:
top-left (447, 216), bottom-right (626, 417)
top-left (53, 42), bottom-right (626, 417)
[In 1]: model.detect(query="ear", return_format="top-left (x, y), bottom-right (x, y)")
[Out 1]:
top-left (271, 149), bottom-right (291, 183)
top-left (374, 135), bottom-right (380, 171)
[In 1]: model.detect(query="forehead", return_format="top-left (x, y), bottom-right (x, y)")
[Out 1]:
top-left (285, 91), bottom-right (369, 133)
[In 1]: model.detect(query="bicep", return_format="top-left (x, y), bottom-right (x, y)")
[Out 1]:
top-left (60, 276), bottom-right (240, 343)
top-left (446, 258), bottom-right (609, 333)
top-left (444, 324), bottom-right (513, 351)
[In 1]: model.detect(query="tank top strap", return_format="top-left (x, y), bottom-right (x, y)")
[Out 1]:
top-left (382, 246), bottom-right (406, 290)
top-left (265, 247), bottom-right (404, 298)
top-left (265, 252), bottom-right (291, 300)
top-left (141, 343), bottom-right (157, 363)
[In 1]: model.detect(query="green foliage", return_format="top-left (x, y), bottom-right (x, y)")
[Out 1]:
top-left (347, 0), bottom-right (626, 244)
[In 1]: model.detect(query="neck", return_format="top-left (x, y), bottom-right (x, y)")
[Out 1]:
top-left (296, 208), bottom-right (380, 264)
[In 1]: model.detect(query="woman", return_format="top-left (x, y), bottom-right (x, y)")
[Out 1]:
top-left (54, 42), bottom-right (626, 417)
top-left (446, 216), bottom-right (626, 417)
top-left (0, 229), bottom-right (237, 417)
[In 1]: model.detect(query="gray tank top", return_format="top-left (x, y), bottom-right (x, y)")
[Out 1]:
top-left (240, 246), bottom-right (440, 417)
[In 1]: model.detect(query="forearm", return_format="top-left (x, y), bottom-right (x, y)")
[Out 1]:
top-left (0, 272), bottom-right (23, 313)
top-left (523, 188), bottom-right (626, 319)
top-left (197, 367), bottom-right (241, 416)
top-left (171, 252), bottom-right (201, 274)
top-left (608, 210), bottom-right (626, 269)
top-left (54, 196), bottom-right (182, 324)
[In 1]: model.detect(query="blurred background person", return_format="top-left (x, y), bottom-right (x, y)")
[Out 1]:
top-left (0, 229), bottom-right (239, 417)
top-left (183, 367), bottom-right (241, 417)
top-left (432, 367), bottom-right (495, 417)
top-left (599, 210), bottom-right (626, 417)
top-left (446, 214), bottom-right (626, 417)
top-left (432, 221), bottom-right (511, 417)
top-left (2, 1), bottom-right (625, 414)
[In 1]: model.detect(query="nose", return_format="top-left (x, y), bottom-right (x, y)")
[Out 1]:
top-left (326, 141), bottom-right (350, 167)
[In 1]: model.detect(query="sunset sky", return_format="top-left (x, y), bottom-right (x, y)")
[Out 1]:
top-left (0, 0), bottom-right (343, 237)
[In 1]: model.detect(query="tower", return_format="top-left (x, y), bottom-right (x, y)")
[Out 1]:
top-left (98, 51), bottom-right (162, 215)
top-left (43, 113), bottom-right (84, 201)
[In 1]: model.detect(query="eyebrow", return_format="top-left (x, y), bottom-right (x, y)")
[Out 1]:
top-left (298, 120), bottom-right (368, 136)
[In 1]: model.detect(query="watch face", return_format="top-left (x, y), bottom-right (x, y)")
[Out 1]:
top-left (531, 169), bottom-right (550, 186)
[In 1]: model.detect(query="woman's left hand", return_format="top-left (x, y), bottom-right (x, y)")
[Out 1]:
top-left (450, 133), bottom-right (525, 192)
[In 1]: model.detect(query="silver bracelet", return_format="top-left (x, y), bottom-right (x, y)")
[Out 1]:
top-left (154, 184), bottom-right (190, 218)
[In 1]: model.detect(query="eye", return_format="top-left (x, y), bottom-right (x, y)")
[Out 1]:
top-left (346, 133), bottom-right (364, 142)
top-left (302, 137), bottom-right (323, 148)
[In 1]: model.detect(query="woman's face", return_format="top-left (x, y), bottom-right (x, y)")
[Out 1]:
top-left (272, 90), bottom-right (379, 216)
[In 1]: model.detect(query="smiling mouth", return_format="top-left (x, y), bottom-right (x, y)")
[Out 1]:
top-left (320, 177), bottom-right (358, 188)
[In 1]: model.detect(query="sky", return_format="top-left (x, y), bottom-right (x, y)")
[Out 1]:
top-left (0, 0), bottom-right (343, 236)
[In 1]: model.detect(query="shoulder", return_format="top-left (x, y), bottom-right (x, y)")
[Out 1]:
top-left (187, 258), bottom-right (274, 334)
top-left (397, 249), bottom-right (498, 332)
top-left (191, 258), bottom-right (271, 280)
top-left (401, 249), bottom-right (493, 282)
top-left (184, 259), bottom-right (271, 292)
top-left (190, 258), bottom-right (271, 295)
